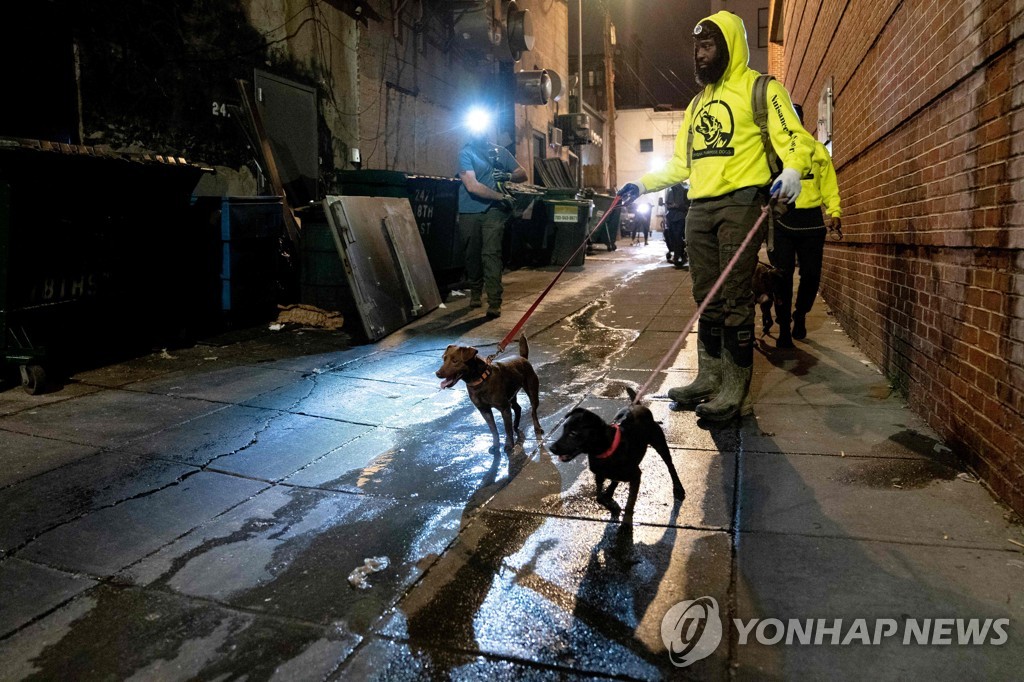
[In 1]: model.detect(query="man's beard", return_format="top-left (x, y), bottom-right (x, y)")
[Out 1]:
top-left (695, 56), bottom-right (728, 86)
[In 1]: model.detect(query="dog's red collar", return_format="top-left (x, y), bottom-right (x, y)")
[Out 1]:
top-left (465, 367), bottom-right (491, 387)
top-left (594, 423), bottom-right (622, 460)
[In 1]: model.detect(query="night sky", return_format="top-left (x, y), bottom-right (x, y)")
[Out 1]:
top-left (569, 0), bottom-right (712, 108)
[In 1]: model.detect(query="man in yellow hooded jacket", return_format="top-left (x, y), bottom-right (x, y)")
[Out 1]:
top-left (770, 104), bottom-right (842, 348)
top-left (617, 10), bottom-right (816, 422)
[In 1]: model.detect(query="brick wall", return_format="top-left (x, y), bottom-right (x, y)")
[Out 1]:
top-left (780, 0), bottom-right (1024, 514)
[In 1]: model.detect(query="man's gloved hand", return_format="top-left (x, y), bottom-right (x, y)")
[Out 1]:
top-left (616, 183), bottom-right (641, 206)
top-left (500, 195), bottom-right (515, 213)
top-left (493, 170), bottom-right (512, 183)
top-left (825, 215), bottom-right (843, 239)
top-left (770, 168), bottom-right (802, 204)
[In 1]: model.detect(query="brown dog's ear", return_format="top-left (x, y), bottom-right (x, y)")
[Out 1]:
top-left (458, 347), bottom-right (479, 362)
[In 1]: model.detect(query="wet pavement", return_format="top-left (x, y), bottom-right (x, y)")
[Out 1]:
top-left (1, 236), bottom-right (1022, 680)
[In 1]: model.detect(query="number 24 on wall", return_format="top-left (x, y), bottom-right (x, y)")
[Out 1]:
top-left (211, 102), bottom-right (230, 117)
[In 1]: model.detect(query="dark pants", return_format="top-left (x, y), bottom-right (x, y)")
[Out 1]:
top-left (685, 188), bottom-right (767, 327)
top-left (665, 214), bottom-right (686, 261)
top-left (459, 207), bottom-right (509, 307)
top-left (769, 223), bottom-right (826, 323)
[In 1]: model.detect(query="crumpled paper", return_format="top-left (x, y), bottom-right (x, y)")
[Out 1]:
top-left (347, 556), bottom-right (389, 589)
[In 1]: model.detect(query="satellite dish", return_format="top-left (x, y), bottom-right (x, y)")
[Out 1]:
top-left (546, 69), bottom-right (564, 101)
top-left (506, 1), bottom-right (534, 62)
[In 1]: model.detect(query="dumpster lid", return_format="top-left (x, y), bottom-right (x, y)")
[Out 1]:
top-left (0, 137), bottom-right (214, 195)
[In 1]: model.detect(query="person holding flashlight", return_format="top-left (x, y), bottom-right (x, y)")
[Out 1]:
top-left (457, 107), bottom-right (527, 319)
top-left (616, 11), bottom-right (815, 422)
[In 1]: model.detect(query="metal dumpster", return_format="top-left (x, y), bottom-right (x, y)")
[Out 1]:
top-left (543, 198), bottom-right (593, 267)
top-left (587, 193), bottom-right (620, 251)
top-left (189, 196), bottom-right (287, 331)
top-left (0, 138), bottom-right (209, 392)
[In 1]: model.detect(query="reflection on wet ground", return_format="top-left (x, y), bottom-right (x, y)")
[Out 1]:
top-left (0, 241), bottom-right (1021, 679)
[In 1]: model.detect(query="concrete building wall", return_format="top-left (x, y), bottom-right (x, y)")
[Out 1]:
top-left (779, 0), bottom-right (1024, 514)
top-left (512, 0), bottom-right (571, 185)
top-left (710, 0), bottom-right (770, 74)
top-left (614, 108), bottom-right (688, 207)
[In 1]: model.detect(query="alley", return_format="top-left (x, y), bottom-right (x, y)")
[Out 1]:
top-left (0, 237), bottom-right (1021, 680)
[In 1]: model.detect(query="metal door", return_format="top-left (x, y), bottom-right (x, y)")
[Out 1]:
top-left (322, 196), bottom-right (441, 341)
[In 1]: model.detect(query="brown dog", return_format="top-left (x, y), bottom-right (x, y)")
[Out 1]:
top-left (435, 335), bottom-right (543, 452)
top-left (753, 260), bottom-right (784, 334)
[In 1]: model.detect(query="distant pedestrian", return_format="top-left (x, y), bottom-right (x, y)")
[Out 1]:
top-left (769, 104), bottom-right (842, 347)
top-left (616, 10), bottom-right (815, 422)
top-left (664, 182), bottom-right (690, 268)
top-left (457, 109), bottom-right (527, 319)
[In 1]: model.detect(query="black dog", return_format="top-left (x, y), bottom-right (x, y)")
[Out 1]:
top-left (753, 260), bottom-right (784, 334)
top-left (550, 388), bottom-right (685, 519)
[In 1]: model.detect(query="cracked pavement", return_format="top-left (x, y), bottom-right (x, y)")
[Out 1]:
top-left (1, 239), bottom-right (1022, 680)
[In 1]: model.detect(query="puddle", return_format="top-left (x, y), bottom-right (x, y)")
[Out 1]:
top-left (832, 458), bottom-right (958, 489)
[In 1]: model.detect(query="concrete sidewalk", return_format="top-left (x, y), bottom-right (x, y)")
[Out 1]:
top-left (0, 234), bottom-right (1021, 680)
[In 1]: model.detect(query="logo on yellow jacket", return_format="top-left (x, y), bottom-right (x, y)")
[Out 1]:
top-left (693, 100), bottom-right (735, 158)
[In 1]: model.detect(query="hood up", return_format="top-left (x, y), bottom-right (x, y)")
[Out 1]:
top-left (699, 10), bottom-right (750, 82)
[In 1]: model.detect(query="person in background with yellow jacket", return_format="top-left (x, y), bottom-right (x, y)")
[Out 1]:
top-left (617, 10), bottom-right (816, 422)
top-left (770, 104), bottom-right (842, 348)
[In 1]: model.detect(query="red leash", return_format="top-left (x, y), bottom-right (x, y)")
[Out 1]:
top-left (495, 195), bottom-right (623, 355)
top-left (632, 204), bottom-right (771, 404)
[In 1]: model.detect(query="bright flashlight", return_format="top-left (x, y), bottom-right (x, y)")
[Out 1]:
top-left (465, 106), bottom-right (492, 134)
top-left (636, 203), bottom-right (651, 215)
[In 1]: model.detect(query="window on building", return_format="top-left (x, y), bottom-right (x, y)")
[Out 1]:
top-left (758, 8), bottom-right (769, 48)
top-left (639, 138), bottom-right (654, 153)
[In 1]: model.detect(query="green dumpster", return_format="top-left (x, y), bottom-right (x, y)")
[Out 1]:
top-left (544, 199), bottom-right (593, 267)
top-left (588, 193), bottom-right (620, 251)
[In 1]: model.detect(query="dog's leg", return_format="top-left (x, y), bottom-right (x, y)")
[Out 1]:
top-left (650, 429), bottom-right (686, 500)
top-left (623, 475), bottom-right (641, 520)
top-left (478, 407), bottom-right (501, 451)
top-left (510, 395), bottom-right (522, 431)
top-left (597, 479), bottom-right (622, 516)
top-left (761, 300), bottom-right (774, 334)
top-left (524, 370), bottom-right (544, 436)
top-left (499, 406), bottom-right (517, 452)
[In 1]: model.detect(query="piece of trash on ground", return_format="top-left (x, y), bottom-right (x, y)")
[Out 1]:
top-left (348, 556), bottom-right (390, 589)
top-left (449, 289), bottom-right (467, 298)
top-left (159, 349), bottom-right (177, 360)
top-left (1008, 538), bottom-right (1024, 551)
top-left (274, 303), bottom-right (344, 330)
top-left (956, 472), bottom-right (978, 483)
top-left (268, 323), bottom-right (284, 331)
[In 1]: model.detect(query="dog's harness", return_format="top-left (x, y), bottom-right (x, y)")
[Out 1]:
top-left (595, 423), bottom-right (622, 460)
top-left (464, 367), bottom-right (492, 388)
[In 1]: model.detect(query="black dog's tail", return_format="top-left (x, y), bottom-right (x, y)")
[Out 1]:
top-left (518, 335), bottom-right (529, 359)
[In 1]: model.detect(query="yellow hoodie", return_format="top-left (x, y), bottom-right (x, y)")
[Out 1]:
top-left (794, 140), bottom-right (841, 217)
top-left (639, 11), bottom-right (815, 201)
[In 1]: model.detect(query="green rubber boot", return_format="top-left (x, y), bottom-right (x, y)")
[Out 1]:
top-left (667, 321), bottom-right (722, 408)
top-left (695, 325), bottom-right (754, 422)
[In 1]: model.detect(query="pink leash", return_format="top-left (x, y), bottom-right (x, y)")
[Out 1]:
top-left (632, 204), bottom-right (771, 404)
top-left (495, 195), bottom-right (623, 356)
